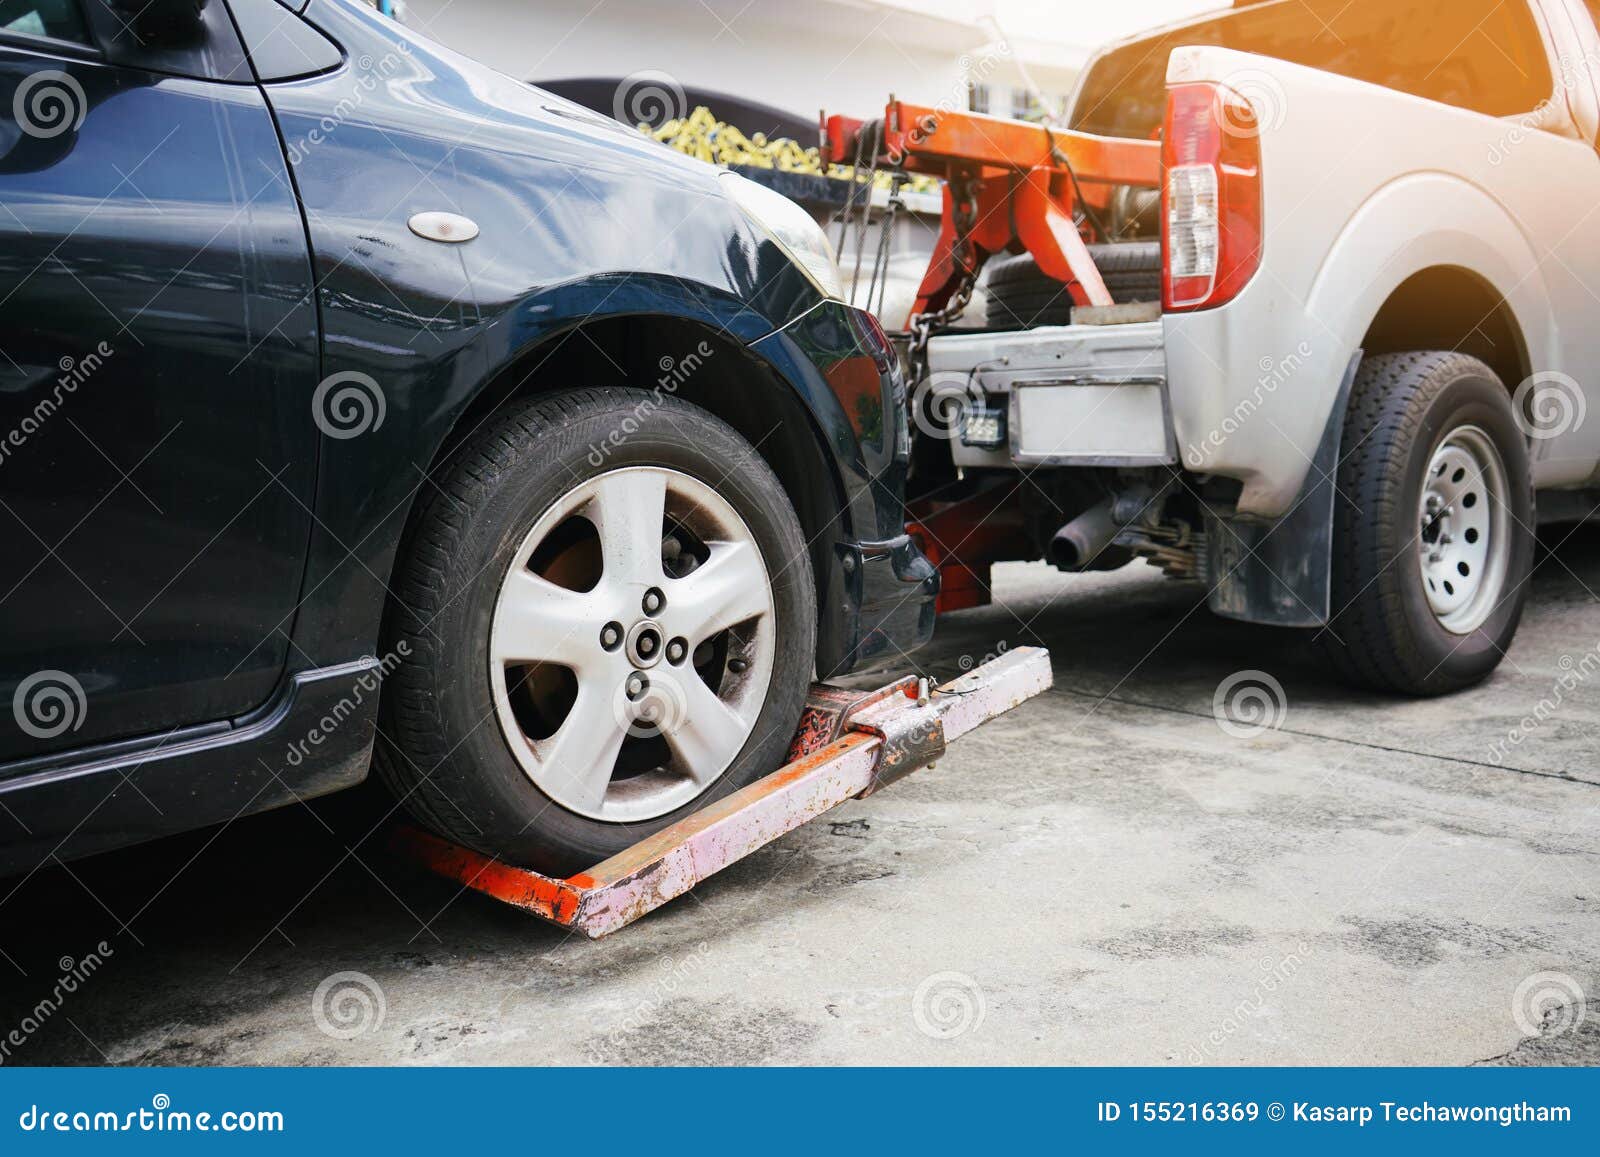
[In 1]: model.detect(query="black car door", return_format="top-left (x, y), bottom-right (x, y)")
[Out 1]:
top-left (0, 0), bottom-right (320, 760)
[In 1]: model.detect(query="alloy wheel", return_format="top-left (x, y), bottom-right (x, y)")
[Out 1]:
top-left (489, 466), bottom-right (776, 822)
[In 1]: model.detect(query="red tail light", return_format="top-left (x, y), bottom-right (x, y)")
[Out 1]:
top-left (1162, 82), bottom-right (1262, 312)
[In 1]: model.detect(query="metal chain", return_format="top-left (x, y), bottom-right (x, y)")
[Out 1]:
top-left (906, 266), bottom-right (977, 386)
top-left (868, 177), bottom-right (905, 321)
top-left (905, 177), bottom-right (979, 385)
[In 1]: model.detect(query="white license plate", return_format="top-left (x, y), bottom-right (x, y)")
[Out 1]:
top-left (1010, 380), bottom-right (1173, 465)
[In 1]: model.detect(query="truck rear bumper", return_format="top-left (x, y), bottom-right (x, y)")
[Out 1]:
top-left (927, 320), bottom-right (1175, 468)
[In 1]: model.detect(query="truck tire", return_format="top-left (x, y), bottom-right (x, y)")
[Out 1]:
top-left (984, 241), bottom-right (1161, 329)
top-left (375, 389), bottom-right (816, 875)
top-left (1321, 352), bottom-right (1534, 695)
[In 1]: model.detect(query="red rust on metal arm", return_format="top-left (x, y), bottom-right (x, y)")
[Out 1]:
top-left (574, 736), bottom-right (887, 937)
top-left (389, 826), bottom-right (585, 926)
top-left (578, 732), bottom-right (879, 889)
top-left (785, 675), bottom-right (919, 762)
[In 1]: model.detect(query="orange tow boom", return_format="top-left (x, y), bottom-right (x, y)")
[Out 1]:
top-left (821, 100), bottom-right (1160, 318)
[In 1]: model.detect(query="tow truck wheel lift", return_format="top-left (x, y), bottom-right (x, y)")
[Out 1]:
top-left (392, 103), bottom-right (1150, 937)
top-left (394, 648), bottom-right (1051, 938)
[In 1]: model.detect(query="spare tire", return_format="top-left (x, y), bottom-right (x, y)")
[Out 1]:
top-left (984, 241), bottom-right (1162, 329)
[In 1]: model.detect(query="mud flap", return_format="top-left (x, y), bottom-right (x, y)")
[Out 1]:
top-left (1204, 352), bottom-right (1361, 628)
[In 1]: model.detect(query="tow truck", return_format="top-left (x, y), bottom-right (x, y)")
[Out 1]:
top-left (819, 97), bottom-right (1168, 617)
top-left (822, 0), bottom-right (1589, 698)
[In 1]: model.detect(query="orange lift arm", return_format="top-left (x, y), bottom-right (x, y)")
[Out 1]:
top-left (822, 100), bottom-right (1161, 319)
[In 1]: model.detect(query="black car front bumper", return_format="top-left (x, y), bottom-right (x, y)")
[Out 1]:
top-left (836, 532), bottom-right (939, 671)
top-left (752, 299), bottom-right (938, 676)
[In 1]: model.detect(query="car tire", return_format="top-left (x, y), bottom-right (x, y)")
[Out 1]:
top-left (375, 388), bottom-right (816, 875)
top-left (1321, 351), bottom-right (1534, 695)
top-left (984, 241), bottom-right (1162, 329)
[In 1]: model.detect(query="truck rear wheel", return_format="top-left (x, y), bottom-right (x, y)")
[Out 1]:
top-left (1322, 352), bottom-right (1533, 695)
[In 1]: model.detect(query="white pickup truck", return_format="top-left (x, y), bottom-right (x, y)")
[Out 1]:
top-left (921, 0), bottom-right (1600, 695)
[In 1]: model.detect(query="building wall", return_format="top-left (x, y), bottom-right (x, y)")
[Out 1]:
top-left (399, 0), bottom-right (1078, 128)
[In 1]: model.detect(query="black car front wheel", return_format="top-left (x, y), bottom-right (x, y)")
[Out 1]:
top-left (376, 389), bottom-right (816, 875)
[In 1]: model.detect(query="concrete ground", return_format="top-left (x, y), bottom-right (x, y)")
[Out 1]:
top-left (3, 532), bottom-right (1599, 1066)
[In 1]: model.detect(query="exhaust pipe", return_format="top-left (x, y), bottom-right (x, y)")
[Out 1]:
top-left (1049, 500), bottom-right (1129, 572)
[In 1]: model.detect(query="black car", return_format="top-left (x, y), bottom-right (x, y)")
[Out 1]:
top-left (0, 0), bottom-right (935, 875)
